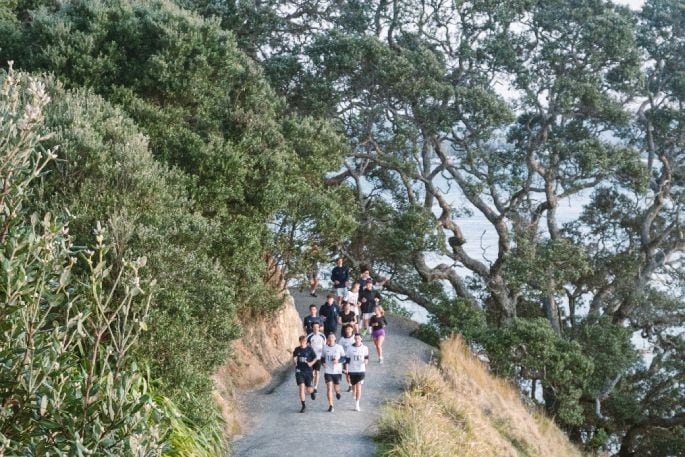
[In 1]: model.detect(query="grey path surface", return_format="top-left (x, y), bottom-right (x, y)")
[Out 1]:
top-left (231, 288), bottom-right (434, 457)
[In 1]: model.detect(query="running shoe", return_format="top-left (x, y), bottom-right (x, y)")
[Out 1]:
top-left (355, 404), bottom-right (361, 412)
top-left (310, 292), bottom-right (318, 297)
top-left (379, 357), bottom-right (384, 364)
top-left (336, 392), bottom-right (341, 400)
top-left (311, 391), bottom-right (316, 400)
top-left (300, 405), bottom-right (306, 413)
top-left (346, 385), bottom-right (352, 393)
top-left (328, 405), bottom-right (334, 413)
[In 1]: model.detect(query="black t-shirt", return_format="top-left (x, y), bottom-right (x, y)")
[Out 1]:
top-left (369, 315), bottom-right (387, 331)
top-left (303, 315), bottom-right (323, 334)
top-left (319, 303), bottom-right (340, 331)
top-left (331, 265), bottom-right (350, 286)
top-left (293, 346), bottom-right (317, 372)
top-left (341, 310), bottom-right (357, 325)
top-left (360, 289), bottom-right (377, 314)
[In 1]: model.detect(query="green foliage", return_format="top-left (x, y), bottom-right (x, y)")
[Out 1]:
top-left (430, 298), bottom-right (488, 344)
top-left (154, 395), bottom-right (225, 457)
top-left (382, 297), bottom-right (412, 319)
top-left (411, 323), bottom-right (441, 348)
top-left (35, 78), bottom-right (238, 434)
top-left (0, 0), bottom-right (347, 441)
top-left (0, 68), bottom-right (165, 456)
top-left (482, 319), bottom-right (593, 427)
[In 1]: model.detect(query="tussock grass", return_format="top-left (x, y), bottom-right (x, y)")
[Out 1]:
top-left (376, 336), bottom-right (584, 457)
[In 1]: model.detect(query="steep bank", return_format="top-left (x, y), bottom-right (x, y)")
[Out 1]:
top-left (377, 336), bottom-right (584, 457)
top-left (213, 290), bottom-right (302, 436)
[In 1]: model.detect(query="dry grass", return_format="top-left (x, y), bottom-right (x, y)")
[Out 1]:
top-left (377, 336), bottom-right (584, 457)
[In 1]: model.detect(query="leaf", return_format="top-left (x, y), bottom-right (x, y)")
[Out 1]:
top-left (40, 395), bottom-right (48, 416)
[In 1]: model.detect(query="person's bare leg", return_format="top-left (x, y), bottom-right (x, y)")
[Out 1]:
top-left (376, 335), bottom-right (385, 361)
top-left (327, 381), bottom-right (334, 412)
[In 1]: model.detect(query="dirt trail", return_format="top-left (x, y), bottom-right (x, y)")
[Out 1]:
top-left (231, 289), bottom-right (433, 457)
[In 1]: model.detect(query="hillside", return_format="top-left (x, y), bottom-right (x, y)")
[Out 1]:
top-left (377, 336), bottom-right (584, 457)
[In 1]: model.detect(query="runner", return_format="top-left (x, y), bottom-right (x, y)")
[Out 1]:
top-left (345, 282), bottom-right (360, 317)
top-left (293, 335), bottom-right (317, 413)
top-left (338, 324), bottom-right (356, 392)
top-left (345, 333), bottom-right (369, 411)
top-left (307, 266), bottom-right (320, 297)
top-left (369, 306), bottom-right (388, 363)
top-left (340, 301), bottom-right (358, 335)
top-left (357, 267), bottom-right (374, 291)
top-left (303, 304), bottom-right (323, 334)
top-left (321, 333), bottom-right (346, 412)
top-left (359, 281), bottom-right (377, 336)
top-left (330, 257), bottom-right (350, 302)
top-left (319, 294), bottom-right (341, 336)
top-left (306, 322), bottom-right (326, 397)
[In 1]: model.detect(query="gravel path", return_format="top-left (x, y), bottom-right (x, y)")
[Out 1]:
top-left (231, 289), bottom-right (434, 457)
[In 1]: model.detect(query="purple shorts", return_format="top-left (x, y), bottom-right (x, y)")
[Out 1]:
top-left (372, 328), bottom-right (385, 338)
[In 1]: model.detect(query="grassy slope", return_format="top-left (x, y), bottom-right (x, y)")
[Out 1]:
top-left (377, 336), bottom-right (584, 457)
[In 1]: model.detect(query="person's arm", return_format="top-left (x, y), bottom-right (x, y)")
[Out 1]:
top-left (292, 349), bottom-right (298, 367)
top-left (319, 305), bottom-right (327, 322)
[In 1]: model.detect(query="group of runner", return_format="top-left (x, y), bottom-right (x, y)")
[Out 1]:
top-left (293, 258), bottom-right (388, 413)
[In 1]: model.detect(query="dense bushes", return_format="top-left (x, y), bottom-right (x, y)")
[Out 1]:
top-left (0, 0), bottom-right (347, 447)
top-left (0, 68), bottom-right (165, 456)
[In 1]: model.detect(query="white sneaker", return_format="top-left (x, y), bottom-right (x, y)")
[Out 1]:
top-left (355, 402), bottom-right (361, 411)
top-left (379, 357), bottom-right (384, 364)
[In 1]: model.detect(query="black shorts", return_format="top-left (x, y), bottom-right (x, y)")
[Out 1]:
top-left (296, 371), bottom-right (313, 387)
top-left (349, 373), bottom-right (365, 385)
top-left (312, 360), bottom-right (322, 371)
top-left (324, 373), bottom-right (342, 385)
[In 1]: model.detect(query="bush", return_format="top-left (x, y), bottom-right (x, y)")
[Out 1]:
top-left (0, 67), bottom-right (165, 456)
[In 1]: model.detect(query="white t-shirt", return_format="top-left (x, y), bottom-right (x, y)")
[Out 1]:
top-left (346, 344), bottom-right (369, 373)
top-left (339, 335), bottom-right (355, 355)
top-left (322, 344), bottom-right (346, 375)
top-left (346, 290), bottom-right (359, 306)
top-left (307, 332), bottom-right (326, 358)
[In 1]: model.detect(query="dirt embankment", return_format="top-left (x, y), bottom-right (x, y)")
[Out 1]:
top-left (212, 289), bottom-right (301, 436)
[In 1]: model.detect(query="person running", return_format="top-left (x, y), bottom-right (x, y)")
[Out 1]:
top-left (359, 281), bottom-right (377, 336)
top-left (357, 266), bottom-right (388, 290)
top-left (319, 294), bottom-right (341, 336)
top-left (338, 324), bottom-right (356, 392)
top-left (369, 306), bottom-right (388, 363)
top-left (306, 322), bottom-right (326, 397)
top-left (357, 267), bottom-right (373, 291)
top-left (345, 333), bottom-right (370, 411)
top-left (307, 266), bottom-right (320, 297)
top-left (293, 335), bottom-right (318, 413)
top-left (321, 333), bottom-right (346, 412)
top-left (345, 282), bottom-right (360, 317)
top-left (303, 304), bottom-right (323, 335)
top-left (340, 301), bottom-right (358, 335)
top-left (330, 257), bottom-right (350, 302)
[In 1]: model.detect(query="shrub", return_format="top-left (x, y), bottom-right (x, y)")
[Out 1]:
top-left (0, 67), bottom-right (165, 456)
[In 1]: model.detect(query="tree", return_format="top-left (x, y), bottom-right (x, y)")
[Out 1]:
top-left (210, 0), bottom-right (684, 453)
